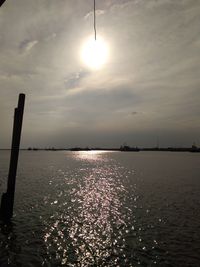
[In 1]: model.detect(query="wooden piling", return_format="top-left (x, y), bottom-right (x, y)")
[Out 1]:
top-left (0, 0), bottom-right (7, 7)
top-left (0, 94), bottom-right (25, 222)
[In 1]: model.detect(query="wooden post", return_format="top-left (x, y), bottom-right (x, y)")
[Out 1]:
top-left (0, 94), bottom-right (25, 222)
top-left (0, 0), bottom-right (7, 7)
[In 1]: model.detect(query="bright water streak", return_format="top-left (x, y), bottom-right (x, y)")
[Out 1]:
top-left (0, 151), bottom-right (200, 266)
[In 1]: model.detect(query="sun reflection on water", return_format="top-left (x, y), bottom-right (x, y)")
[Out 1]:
top-left (72, 150), bottom-right (110, 162)
top-left (43, 151), bottom-right (135, 266)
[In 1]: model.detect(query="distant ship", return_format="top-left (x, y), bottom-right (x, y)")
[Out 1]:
top-left (190, 144), bottom-right (200, 153)
top-left (120, 145), bottom-right (140, 152)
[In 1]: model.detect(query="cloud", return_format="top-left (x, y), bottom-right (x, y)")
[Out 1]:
top-left (84, 9), bottom-right (105, 20)
top-left (19, 39), bottom-right (38, 53)
top-left (64, 70), bottom-right (89, 90)
top-left (131, 111), bottom-right (138, 115)
top-left (0, 0), bottom-right (200, 147)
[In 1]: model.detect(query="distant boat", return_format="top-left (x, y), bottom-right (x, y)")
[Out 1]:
top-left (120, 145), bottom-right (140, 152)
top-left (190, 145), bottom-right (200, 153)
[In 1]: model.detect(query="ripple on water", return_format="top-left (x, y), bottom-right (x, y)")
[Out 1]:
top-left (1, 151), bottom-right (200, 266)
top-left (43, 152), bottom-right (136, 266)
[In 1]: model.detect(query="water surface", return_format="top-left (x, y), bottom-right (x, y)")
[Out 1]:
top-left (0, 151), bottom-right (200, 266)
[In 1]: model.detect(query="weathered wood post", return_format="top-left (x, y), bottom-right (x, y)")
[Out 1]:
top-left (0, 0), bottom-right (7, 7)
top-left (0, 94), bottom-right (25, 222)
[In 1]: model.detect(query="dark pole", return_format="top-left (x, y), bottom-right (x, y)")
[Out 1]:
top-left (0, 94), bottom-right (25, 222)
top-left (94, 0), bottom-right (96, 40)
top-left (0, 0), bottom-right (6, 7)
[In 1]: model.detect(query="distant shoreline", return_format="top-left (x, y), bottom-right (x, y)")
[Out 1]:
top-left (0, 147), bottom-right (200, 153)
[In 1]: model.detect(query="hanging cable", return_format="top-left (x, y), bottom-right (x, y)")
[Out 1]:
top-left (94, 0), bottom-right (97, 40)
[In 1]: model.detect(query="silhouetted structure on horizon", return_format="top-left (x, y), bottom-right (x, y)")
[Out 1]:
top-left (23, 144), bottom-right (200, 152)
top-left (120, 145), bottom-right (140, 152)
top-left (0, 94), bottom-right (25, 222)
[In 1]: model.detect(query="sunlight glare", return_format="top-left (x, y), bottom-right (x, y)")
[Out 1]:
top-left (81, 36), bottom-right (109, 70)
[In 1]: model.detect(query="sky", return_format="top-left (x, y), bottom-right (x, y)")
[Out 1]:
top-left (0, 0), bottom-right (200, 148)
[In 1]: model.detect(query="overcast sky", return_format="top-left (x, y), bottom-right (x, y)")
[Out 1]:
top-left (0, 0), bottom-right (200, 148)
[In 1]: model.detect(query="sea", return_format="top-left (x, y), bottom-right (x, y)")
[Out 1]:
top-left (0, 150), bottom-right (199, 267)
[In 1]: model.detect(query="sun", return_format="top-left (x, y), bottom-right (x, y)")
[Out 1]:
top-left (81, 36), bottom-right (109, 70)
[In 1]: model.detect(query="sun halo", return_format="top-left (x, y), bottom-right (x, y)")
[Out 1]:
top-left (80, 36), bottom-right (109, 70)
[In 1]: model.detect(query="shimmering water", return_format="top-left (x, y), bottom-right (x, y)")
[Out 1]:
top-left (0, 151), bottom-right (200, 266)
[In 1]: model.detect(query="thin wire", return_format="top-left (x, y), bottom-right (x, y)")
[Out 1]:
top-left (94, 0), bottom-right (97, 40)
